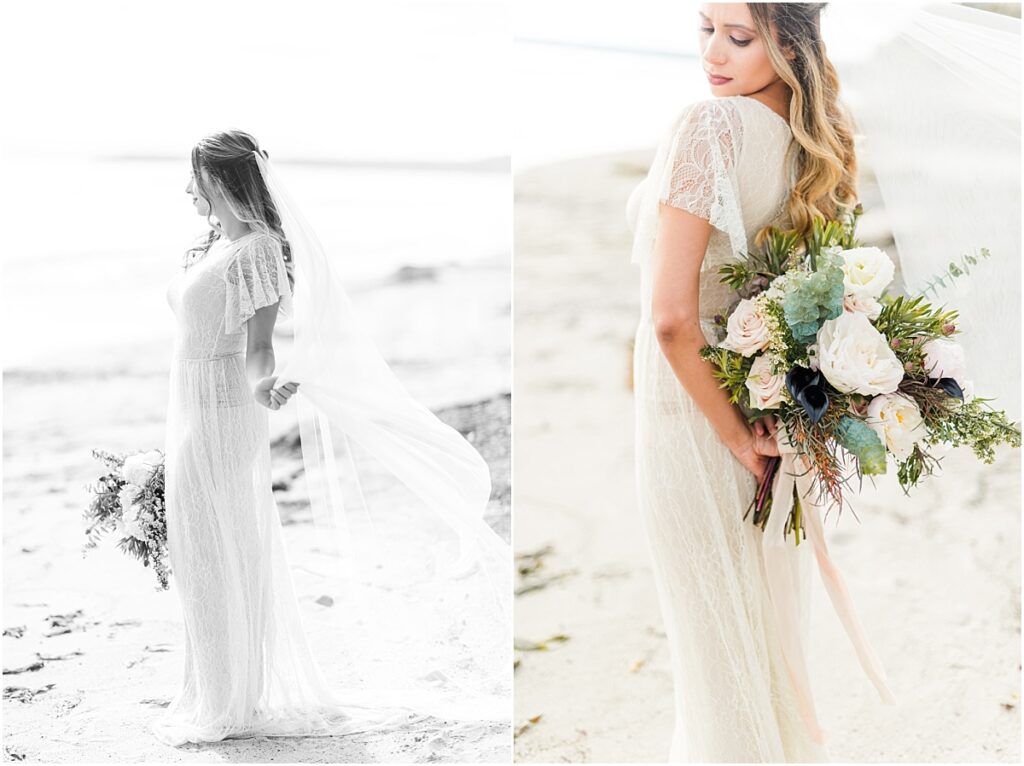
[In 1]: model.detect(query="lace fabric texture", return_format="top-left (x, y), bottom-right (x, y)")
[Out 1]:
top-left (628, 96), bottom-right (830, 762)
top-left (157, 233), bottom-right (398, 745)
top-left (222, 234), bottom-right (293, 336)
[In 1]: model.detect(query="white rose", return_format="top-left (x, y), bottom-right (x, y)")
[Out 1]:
top-left (718, 298), bottom-right (770, 357)
top-left (118, 485), bottom-right (141, 516)
top-left (746, 355), bottom-right (784, 410)
top-left (122, 450), bottom-right (162, 487)
top-left (866, 393), bottom-right (925, 461)
top-left (817, 311), bottom-right (904, 395)
top-left (123, 502), bottom-right (142, 525)
top-left (122, 517), bottom-right (147, 542)
top-left (921, 338), bottom-right (968, 387)
top-left (840, 246), bottom-right (895, 298)
top-left (843, 292), bottom-right (882, 320)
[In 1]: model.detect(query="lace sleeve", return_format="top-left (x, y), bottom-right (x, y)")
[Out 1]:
top-left (222, 234), bottom-right (293, 335)
top-left (657, 98), bottom-right (748, 260)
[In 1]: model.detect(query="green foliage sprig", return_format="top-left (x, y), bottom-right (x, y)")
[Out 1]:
top-left (83, 448), bottom-right (170, 590)
top-left (698, 346), bottom-right (753, 404)
top-left (918, 247), bottom-right (992, 301)
top-left (922, 397), bottom-right (1022, 464)
top-left (718, 228), bottom-right (803, 292)
top-left (805, 216), bottom-right (849, 269)
top-left (895, 446), bottom-right (942, 493)
top-left (778, 401), bottom-right (860, 511)
top-left (835, 416), bottom-right (887, 476)
top-left (781, 253), bottom-right (845, 345)
top-left (83, 449), bottom-right (126, 550)
top-left (874, 295), bottom-right (959, 345)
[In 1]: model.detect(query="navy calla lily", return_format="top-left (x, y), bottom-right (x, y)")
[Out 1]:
top-left (786, 366), bottom-right (831, 425)
top-left (931, 376), bottom-right (964, 400)
top-left (796, 384), bottom-right (830, 424)
top-left (785, 366), bottom-right (818, 401)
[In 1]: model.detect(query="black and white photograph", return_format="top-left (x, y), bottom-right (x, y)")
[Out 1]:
top-left (2, 1), bottom-right (511, 762)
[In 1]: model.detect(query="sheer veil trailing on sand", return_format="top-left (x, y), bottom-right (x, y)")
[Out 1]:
top-left (249, 150), bottom-right (510, 726)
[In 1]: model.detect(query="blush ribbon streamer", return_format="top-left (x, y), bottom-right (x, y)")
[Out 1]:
top-left (762, 426), bottom-right (898, 744)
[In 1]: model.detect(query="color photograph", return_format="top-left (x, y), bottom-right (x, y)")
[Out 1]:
top-left (513, 1), bottom-right (1021, 762)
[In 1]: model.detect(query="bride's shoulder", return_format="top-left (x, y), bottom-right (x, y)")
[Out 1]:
top-left (662, 97), bottom-right (746, 157)
top-left (205, 232), bottom-right (269, 274)
top-left (674, 96), bottom-right (744, 120)
top-left (667, 96), bottom-right (746, 137)
top-left (222, 232), bottom-right (287, 279)
top-left (224, 232), bottom-right (278, 260)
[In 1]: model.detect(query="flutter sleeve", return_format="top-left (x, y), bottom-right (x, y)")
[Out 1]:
top-left (656, 98), bottom-right (748, 260)
top-left (223, 234), bottom-right (293, 335)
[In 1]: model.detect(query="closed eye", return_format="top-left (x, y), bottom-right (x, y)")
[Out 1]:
top-left (699, 26), bottom-right (752, 47)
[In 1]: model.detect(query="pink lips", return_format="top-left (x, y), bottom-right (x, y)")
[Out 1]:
top-left (707, 73), bottom-right (733, 85)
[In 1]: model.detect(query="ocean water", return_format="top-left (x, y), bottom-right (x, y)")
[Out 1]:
top-left (514, 0), bottom-right (928, 169)
top-left (2, 0), bottom-right (511, 410)
top-left (3, 157), bottom-right (510, 409)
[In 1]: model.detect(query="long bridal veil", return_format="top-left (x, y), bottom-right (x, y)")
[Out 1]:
top-left (825, 2), bottom-right (1021, 422)
top-left (252, 151), bottom-right (511, 725)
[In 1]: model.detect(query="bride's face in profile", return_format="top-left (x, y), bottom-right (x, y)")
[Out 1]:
top-left (697, 3), bottom-right (783, 97)
top-left (185, 168), bottom-right (214, 217)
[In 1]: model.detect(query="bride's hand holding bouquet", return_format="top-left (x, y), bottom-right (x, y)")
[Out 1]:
top-left (732, 416), bottom-right (782, 478)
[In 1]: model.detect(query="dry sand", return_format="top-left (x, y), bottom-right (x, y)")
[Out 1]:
top-left (2, 370), bottom-right (510, 763)
top-left (512, 152), bottom-right (1021, 763)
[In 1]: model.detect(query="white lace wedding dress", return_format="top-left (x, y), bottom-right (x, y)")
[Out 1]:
top-left (156, 231), bottom-right (380, 745)
top-left (627, 95), bottom-right (830, 762)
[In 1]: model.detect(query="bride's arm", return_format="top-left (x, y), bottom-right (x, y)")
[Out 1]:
top-left (651, 203), bottom-right (775, 478)
top-left (245, 302), bottom-right (298, 410)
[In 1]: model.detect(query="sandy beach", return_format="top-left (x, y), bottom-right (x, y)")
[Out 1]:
top-left (511, 152), bottom-right (1021, 763)
top-left (1, 197), bottom-right (512, 763)
top-left (2, 366), bottom-right (510, 763)
top-left (2, 142), bottom-right (512, 763)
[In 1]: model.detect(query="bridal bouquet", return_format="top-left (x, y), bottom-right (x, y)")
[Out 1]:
top-left (700, 205), bottom-right (1021, 544)
top-left (83, 448), bottom-right (171, 589)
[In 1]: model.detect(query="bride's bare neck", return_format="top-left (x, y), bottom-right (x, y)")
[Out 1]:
top-left (746, 80), bottom-right (793, 121)
top-left (211, 202), bottom-right (253, 242)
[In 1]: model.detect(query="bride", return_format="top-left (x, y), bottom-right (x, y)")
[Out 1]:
top-left (158, 130), bottom-right (509, 745)
top-left (628, 3), bottom-right (852, 761)
top-left (628, 1), bottom-right (1019, 762)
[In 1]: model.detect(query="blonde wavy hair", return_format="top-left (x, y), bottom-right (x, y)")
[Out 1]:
top-left (185, 130), bottom-right (294, 288)
top-left (748, 2), bottom-right (858, 242)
